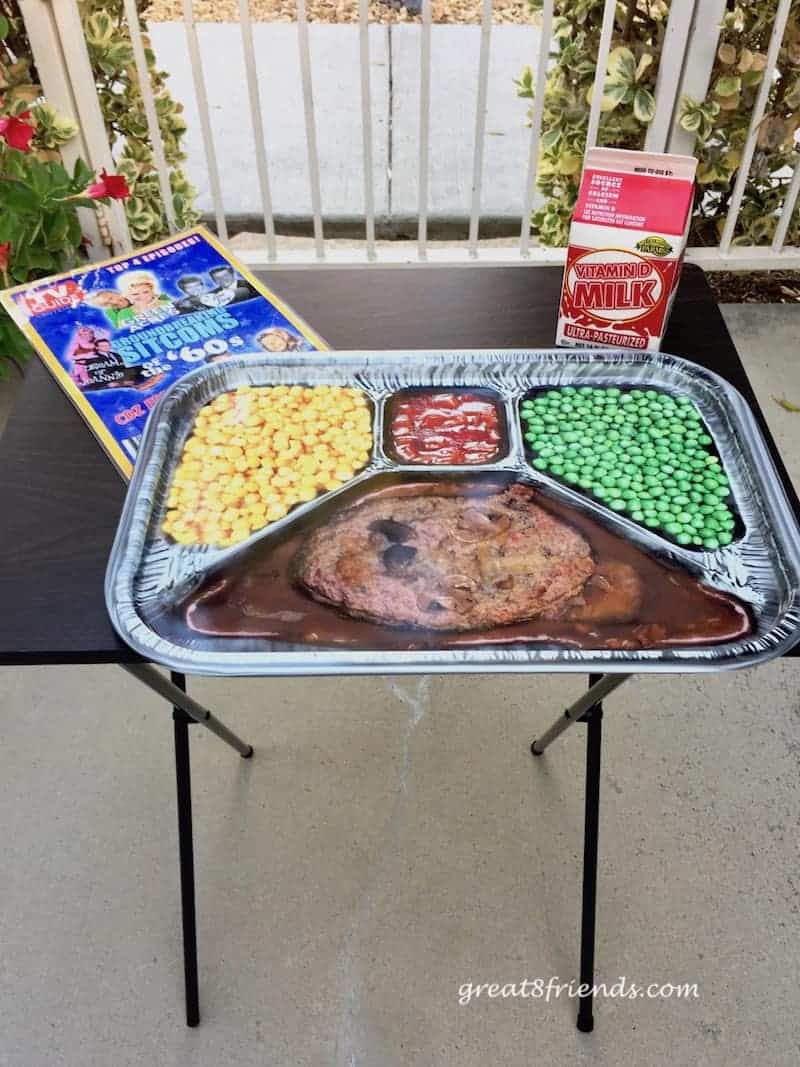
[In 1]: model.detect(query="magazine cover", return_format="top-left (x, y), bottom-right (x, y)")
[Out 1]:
top-left (0, 226), bottom-right (328, 478)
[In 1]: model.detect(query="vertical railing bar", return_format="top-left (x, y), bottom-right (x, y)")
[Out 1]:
top-left (666, 0), bottom-right (725, 155)
top-left (296, 0), bottom-right (325, 260)
top-left (182, 0), bottom-right (228, 241)
top-left (122, 0), bottom-right (177, 232)
top-left (519, 0), bottom-right (553, 257)
top-left (417, 0), bottom-right (432, 260)
top-left (45, 0), bottom-right (133, 253)
top-left (468, 0), bottom-right (493, 257)
top-left (772, 158), bottom-right (800, 251)
top-left (585, 0), bottom-right (616, 152)
top-left (358, 0), bottom-right (376, 260)
top-left (643, 0), bottom-right (695, 154)
top-left (238, 0), bottom-right (277, 260)
top-left (720, 0), bottom-right (791, 253)
top-left (18, 0), bottom-right (108, 255)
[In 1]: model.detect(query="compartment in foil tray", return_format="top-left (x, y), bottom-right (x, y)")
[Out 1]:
top-left (160, 382), bottom-right (376, 548)
top-left (382, 387), bottom-right (508, 466)
top-left (518, 384), bottom-right (744, 552)
top-left (154, 470), bottom-right (753, 655)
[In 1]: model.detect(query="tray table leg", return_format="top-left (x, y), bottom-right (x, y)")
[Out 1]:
top-left (121, 662), bottom-right (254, 757)
top-left (576, 672), bottom-right (603, 1033)
top-left (172, 672), bottom-right (200, 1028)
top-left (119, 663), bottom-right (254, 1026)
top-left (531, 673), bottom-right (627, 1032)
top-left (530, 673), bottom-right (628, 755)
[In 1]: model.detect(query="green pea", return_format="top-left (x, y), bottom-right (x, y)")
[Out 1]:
top-left (717, 532), bottom-right (733, 547)
top-left (703, 537), bottom-right (720, 551)
top-left (676, 532), bottom-right (692, 546)
top-left (631, 509), bottom-right (645, 522)
top-left (608, 497), bottom-right (625, 510)
top-left (532, 458), bottom-right (548, 470)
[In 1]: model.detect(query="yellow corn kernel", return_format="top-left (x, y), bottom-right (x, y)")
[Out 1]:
top-left (266, 502), bottom-right (289, 521)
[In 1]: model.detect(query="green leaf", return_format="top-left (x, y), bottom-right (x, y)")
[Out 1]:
top-left (43, 210), bottom-right (71, 248)
top-left (635, 53), bottom-right (654, 83)
top-left (714, 74), bottom-right (742, 98)
top-left (26, 162), bottom-right (53, 198)
top-left (786, 79), bottom-right (800, 110)
top-left (587, 81), bottom-right (628, 112)
top-left (0, 213), bottom-right (23, 245)
top-left (741, 70), bottom-right (763, 88)
top-left (72, 157), bottom-right (93, 188)
top-left (773, 396), bottom-right (800, 412)
top-left (680, 110), bottom-right (703, 133)
top-left (0, 14), bottom-right (10, 38)
top-left (633, 88), bottom-right (656, 123)
top-left (0, 179), bottom-right (41, 215)
top-left (541, 127), bottom-right (561, 151)
top-left (557, 153), bottom-right (583, 176)
top-left (607, 46), bottom-right (636, 86)
top-left (66, 214), bottom-right (82, 247)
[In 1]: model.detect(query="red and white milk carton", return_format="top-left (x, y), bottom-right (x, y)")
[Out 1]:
top-left (556, 147), bottom-right (697, 351)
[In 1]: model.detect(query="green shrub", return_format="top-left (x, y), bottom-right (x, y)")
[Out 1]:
top-left (517, 0), bottom-right (800, 248)
top-left (80, 0), bottom-right (199, 243)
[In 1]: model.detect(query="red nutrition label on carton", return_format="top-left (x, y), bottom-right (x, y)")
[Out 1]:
top-left (556, 147), bottom-right (697, 352)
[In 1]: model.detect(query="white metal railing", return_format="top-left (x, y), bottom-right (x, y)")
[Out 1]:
top-left (17, 0), bottom-right (800, 270)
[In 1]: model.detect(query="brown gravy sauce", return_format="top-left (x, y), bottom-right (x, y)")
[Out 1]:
top-left (175, 475), bottom-right (752, 651)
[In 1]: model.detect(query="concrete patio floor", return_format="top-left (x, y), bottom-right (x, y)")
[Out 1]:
top-left (1, 305), bottom-right (799, 1066)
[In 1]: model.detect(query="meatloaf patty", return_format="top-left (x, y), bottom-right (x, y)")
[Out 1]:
top-left (294, 484), bottom-right (596, 631)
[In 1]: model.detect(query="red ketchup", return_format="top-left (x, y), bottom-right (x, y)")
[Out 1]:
top-left (389, 391), bottom-right (502, 464)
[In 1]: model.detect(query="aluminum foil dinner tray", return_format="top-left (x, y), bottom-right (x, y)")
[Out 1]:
top-left (105, 350), bottom-right (800, 676)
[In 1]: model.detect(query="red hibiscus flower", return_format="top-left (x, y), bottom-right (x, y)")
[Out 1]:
top-left (86, 168), bottom-right (131, 200)
top-left (0, 111), bottom-right (35, 152)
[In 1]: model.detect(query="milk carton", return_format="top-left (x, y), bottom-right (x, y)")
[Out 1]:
top-left (556, 147), bottom-right (697, 351)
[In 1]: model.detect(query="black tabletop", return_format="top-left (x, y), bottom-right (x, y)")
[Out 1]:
top-left (0, 264), bottom-right (796, 665)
